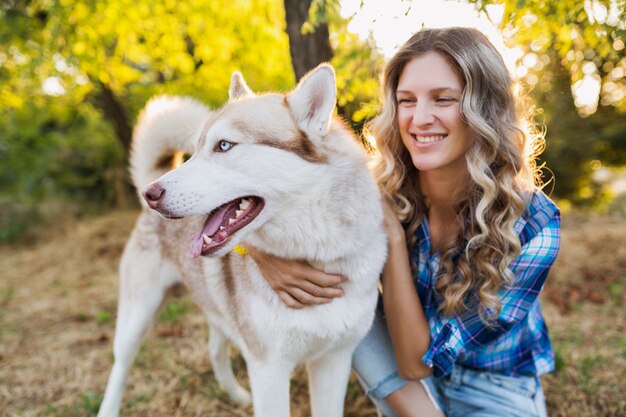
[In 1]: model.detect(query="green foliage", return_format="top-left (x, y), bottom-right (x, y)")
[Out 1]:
top-left (469, 0), bottom-right (626, 205)
top-left (1, 98), bottom-right (123, 202)
top-left (0, 0), bottom-right (382, 233)
top-left (0, 199), bottom-right (35, 242)
top-left (327, 5), bottom-right (384, 130)
top-left (42, 0), bottom-right (295, 108)
top-left (2, 0), bottom-right (623, 224)
top-left (0, 0), bottom-right (296, 239)
top-left (306, 0), bottom-right (341, 33)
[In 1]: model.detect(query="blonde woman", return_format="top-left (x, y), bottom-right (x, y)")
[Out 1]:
top-left (251, 27), bottom-right (560, 417)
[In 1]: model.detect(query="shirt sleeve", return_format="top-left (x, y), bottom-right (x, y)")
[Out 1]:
top-left (421, 211), bottom-right (561, 377)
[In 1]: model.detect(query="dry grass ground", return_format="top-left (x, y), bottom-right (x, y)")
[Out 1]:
top-left (1, 209), bottom-right (624, 416)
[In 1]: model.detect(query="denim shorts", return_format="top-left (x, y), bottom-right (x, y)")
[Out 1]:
top-left (352, 308), bottom-right (548, 417)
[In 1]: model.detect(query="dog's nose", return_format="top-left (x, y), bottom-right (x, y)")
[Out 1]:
top-left (142, 183), bottom-right (165, 209)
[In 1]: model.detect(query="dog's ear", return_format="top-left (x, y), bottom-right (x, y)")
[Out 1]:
top-left (287, 64), bottom-right (336, 140)
top-left (229, 72), bottom-right (254, 101)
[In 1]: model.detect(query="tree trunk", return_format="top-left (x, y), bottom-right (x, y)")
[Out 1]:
top-left (283, 0), bottom-right (333, 81)
top-left (95, 82), bottom-right (136, 208)
top-left (96, 81), bottom-right (133, 156)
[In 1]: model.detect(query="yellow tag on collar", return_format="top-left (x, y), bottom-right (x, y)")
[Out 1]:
top-left (233, 244), bottom-right (248, 255)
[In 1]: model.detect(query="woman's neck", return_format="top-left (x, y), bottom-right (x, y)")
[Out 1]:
top-left (418, 167), bottom-right (469, 212)
top-left (419, 168), bottom-right (469, 254)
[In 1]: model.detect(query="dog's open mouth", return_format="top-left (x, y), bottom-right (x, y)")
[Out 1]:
top-left (189, 196), bottom-right (264, 257)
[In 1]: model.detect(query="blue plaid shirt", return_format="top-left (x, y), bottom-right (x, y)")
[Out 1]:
top-left (417, 191), bottom-right (560, 378)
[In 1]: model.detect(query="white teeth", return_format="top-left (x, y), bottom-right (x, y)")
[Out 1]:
top-left (228, 218), bottom-right (236, 225)
top-left (415, 135), bottom-right (446, 143)
top-left (235, 209), bottom-right (243, 217)
top-left (203, 234), bottom-right (212, 244)
top-left (219, 226), bottom-right (225, 231)
top-left (240, 199), bottom-right (250, 210)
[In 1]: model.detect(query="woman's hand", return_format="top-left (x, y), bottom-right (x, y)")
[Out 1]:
top-left (247, 246), bottom-right (346, 309)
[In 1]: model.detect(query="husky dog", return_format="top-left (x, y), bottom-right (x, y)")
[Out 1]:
top-left (98, 64), bottom-right (387, 417)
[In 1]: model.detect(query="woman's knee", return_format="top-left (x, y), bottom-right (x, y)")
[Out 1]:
top-left (385, 380), bottom-right (444, 417)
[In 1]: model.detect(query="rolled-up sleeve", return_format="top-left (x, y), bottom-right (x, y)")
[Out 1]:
top-left (422, 211), bottom-right (561, 377)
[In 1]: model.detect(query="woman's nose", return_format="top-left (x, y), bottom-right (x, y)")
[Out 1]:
top-left (411, 102), bottom-right (435, 127)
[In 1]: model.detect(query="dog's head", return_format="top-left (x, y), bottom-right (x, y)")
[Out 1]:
top-left (142, 64), bottom-right (338, 257)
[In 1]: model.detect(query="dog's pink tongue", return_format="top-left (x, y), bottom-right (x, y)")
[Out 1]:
top-left (204, 205), bottom-right (230, 236)
top-left (190, 234), bottom-right (204, 258)
top-left (189, 205), bottom-right (231, 257)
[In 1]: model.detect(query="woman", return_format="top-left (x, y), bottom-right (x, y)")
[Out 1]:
top-left (249, 27), bottom-right (560, 417)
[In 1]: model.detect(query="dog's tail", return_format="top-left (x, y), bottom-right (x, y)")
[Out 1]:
top-left (130, 95), bottom-right (211, 204)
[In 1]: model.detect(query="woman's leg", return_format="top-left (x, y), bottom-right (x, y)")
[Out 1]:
top-left (437, 366), bottom-right (546, 417)
top-left (352, 303), bottom-right (444, 417)
top-left (386, 380), bottom-right (444, 417)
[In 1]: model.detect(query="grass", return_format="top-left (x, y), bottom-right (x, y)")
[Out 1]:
top-left (159, 300), bottom-right (188, 324)
top-left (0, 209), bottom-right (624, 416)
top-left (79, 392), bottom-right (104, 416)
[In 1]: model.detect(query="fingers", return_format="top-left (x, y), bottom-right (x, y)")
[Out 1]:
top-left (274, 274), bottom-right (345, 309)
top-left (250, 247), bottom-right (347, 308)
top-left (289, 287), bottom-right (334, 306)
top-left (275, 276), bottom-right (344, 309)
top-left (277, 278), bottom-right (342, 309)
top-left (279, 263), bottom-right (346, 299)
top-left (296, 268), bottom-right (345, 299)
top-left (300, 279), bottom-right (344, 298)
top-left (305, 269), bottom-right (346, 288)
top-left (278, 291), bottom-right (305, 309)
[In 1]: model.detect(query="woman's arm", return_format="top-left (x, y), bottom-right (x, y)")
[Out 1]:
top-left (247, 246), bottom-right (346, 308)
top-left (380, 201), bottom-right (433, 380)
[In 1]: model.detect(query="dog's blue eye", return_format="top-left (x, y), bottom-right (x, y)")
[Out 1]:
top-left (216, 140), bottom-right (234, 152)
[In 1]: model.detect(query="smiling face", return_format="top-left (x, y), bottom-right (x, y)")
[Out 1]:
top-left (396, 51), bottom-right (473, 175)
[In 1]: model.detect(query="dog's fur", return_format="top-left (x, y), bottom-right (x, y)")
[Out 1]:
top-left (98, 65), bottom-right (387, 417)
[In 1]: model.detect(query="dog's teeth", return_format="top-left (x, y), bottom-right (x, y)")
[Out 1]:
top-left (240, 199), bottom-right (250, 209)
top-left (219, 226), bottom-right (225, 231)
top-left (235, 209), bottom-right (243, 217)
top-left (203, 234), bottom-right (212, 244)
top-left (228, 218), bottom-right (236, 225)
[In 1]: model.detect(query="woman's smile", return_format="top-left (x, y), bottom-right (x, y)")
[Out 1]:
top-left (410, 133), bottom-right (448, 146)
top-left (396, 51), bottom-right (473, 174)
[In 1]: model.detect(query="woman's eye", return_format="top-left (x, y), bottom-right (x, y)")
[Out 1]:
top-left (436, 97), bottom-right (456, 104)
top-left (397, 98), bottom-right (415, 106)
top-left (216, 140), bottom-right (235, 152)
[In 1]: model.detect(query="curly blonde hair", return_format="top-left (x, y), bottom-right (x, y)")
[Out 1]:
top-left (369, 27), bottom-right (545, 321)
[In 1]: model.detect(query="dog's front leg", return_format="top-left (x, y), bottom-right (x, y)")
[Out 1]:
top-left (98, 251), bottom-right (176, 417)
top-left (307, 347), bottom-right (354, 417)
top-left (246, 359), bottom-right (293, 417)
top-left (98, 293), bottom-right (165, 417)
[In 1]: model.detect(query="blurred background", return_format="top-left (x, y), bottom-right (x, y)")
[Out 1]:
top-left (1, 1), bottom-right (624, 416)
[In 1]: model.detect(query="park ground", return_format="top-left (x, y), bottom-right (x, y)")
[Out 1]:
top-left (1, 208), bottom-right (625, 416)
